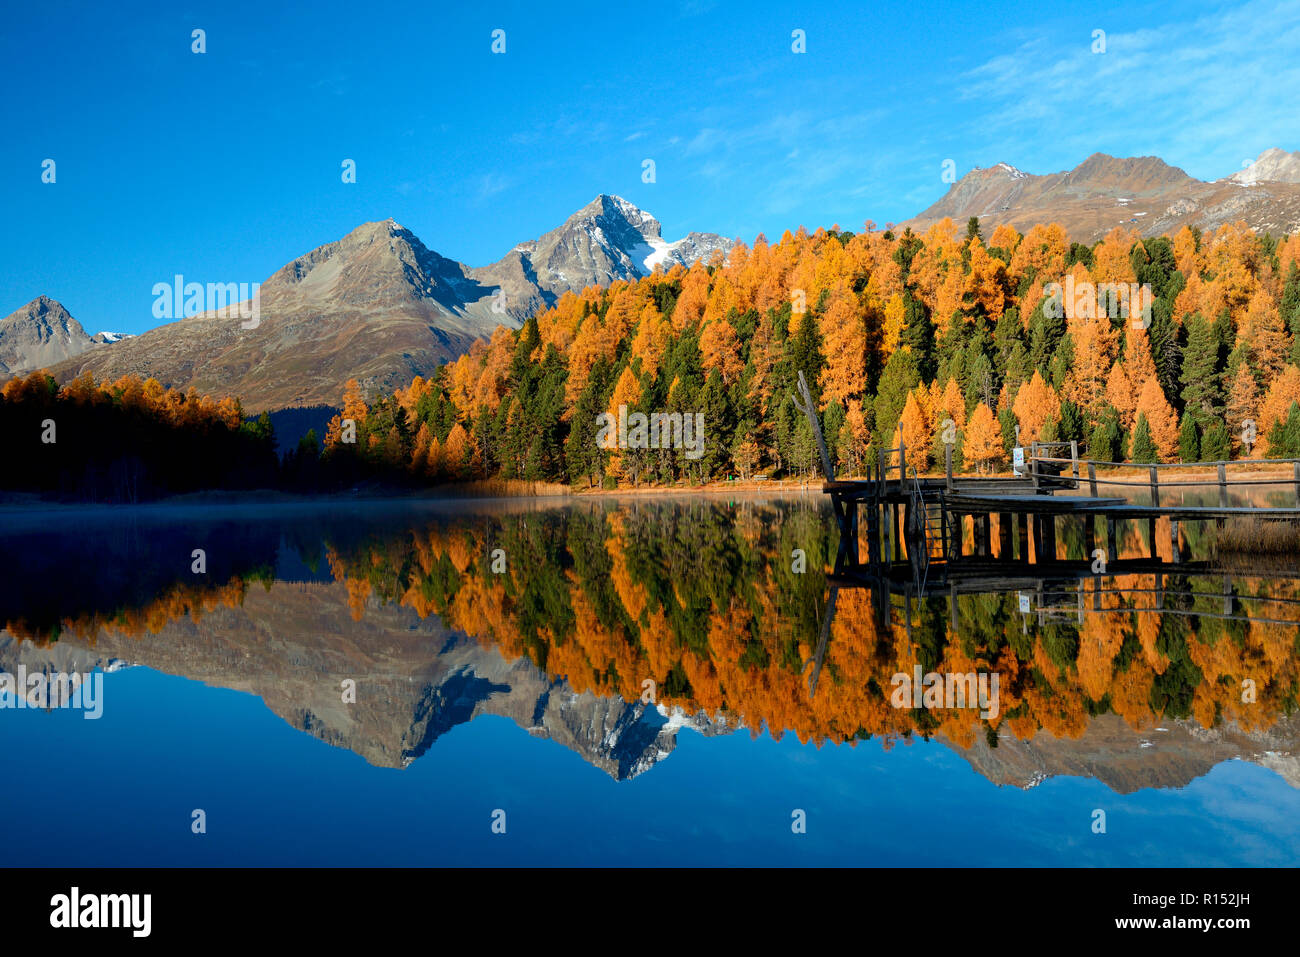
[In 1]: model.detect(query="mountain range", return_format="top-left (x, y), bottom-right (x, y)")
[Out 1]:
top-left (4, 196), bottom-right (733, 411)
top-left (0, 576), bottom-right (726, 780)
top-left (6, 148), bottom-right (1300, 412)
top-left (0, 575), bottom-right (1291, 791)
top-left (903, 147), bottom-right (1300, 242)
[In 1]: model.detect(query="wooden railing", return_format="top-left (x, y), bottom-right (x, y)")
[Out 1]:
top-left (1030, 454), bottom-right (1300, 507)
top-left (875, 439), bottom-right (907, 486)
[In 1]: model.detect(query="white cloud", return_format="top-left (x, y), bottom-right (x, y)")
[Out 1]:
top-left (957, 0), bottom-right (1300, 180)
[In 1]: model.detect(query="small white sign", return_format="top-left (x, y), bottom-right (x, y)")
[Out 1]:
top-left (1012, 447), bottom-right (1025, 475)
top-left (1018, 592), bottom-right (1031, 614)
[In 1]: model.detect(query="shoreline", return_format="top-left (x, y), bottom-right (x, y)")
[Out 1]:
top-left (0, 482), bottom-right (824, 515)
top-left (3, 464), bottom-right (1297, 512)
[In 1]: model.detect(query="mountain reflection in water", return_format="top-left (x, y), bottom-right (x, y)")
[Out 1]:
top-left (2, 495), bottom-right (1297, 798)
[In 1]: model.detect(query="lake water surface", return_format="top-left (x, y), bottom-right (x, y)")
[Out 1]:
top-left (1, 493), bottom-right (1298, 866)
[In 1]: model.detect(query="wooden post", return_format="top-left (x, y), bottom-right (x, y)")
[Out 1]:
top-left (973, 512), bottom-right (985, 556)
top-left (885, 501), bottom-right (894, 563)
top-left (1170, 519), bottom-right (1180, 563)
top-left (848, 502), bottom-right (859, 566)
top-left (1042, 514), bottom-right (1056, 560)
top-left (1032, 514), bottom-right (1044, 562)
top-left (1088, 462), bottom-right (1097, 498)
top-left (1070, 440), bottom-right (1079, 488)
top-left (1017, 512), bottom-right (1029, 560)
top-left (1149, 466), bottom-right (1160, 508)
top-left (1031, 442), bottom-right (1040, 491)
top-left (897, 439), bottom-right (906, 485)
top-left (894, 504), bottom-right (903, 560)
top-left (1218, 463), bottom-right (1228, 509)
top-left (795, 370), bottom-right (835, 481)
top-left (1294, 461), bottom-right (1300, 508)
top-left (998, 512), bottom-right (1012, 558)
top-left (1106, 518), bottom-right (1118, 564)
top-left (945, 444), bottom-right (953, 491)
top-left (867, 502), bottom-right (880, 566)
top-left (904, 496), bottom-right (915, 564)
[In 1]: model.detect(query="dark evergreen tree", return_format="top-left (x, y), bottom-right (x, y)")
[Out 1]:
top-left (1266, 401), bottom-right (1300, 459)
top-left (900, 290), bottom-right (936, 382)
top-left (1089, 405), bottom-right (1123, 462)
top-left (1180, 313), bottom-right (1222, 428)
top-left (873, 349), bottom-right (920, 454)
top-left (1130, 413), bottom-right (1159, 464)
top-left (1028, 296), bottom-right (1064, 376)
top-left (1178, 412), bottom-right (1199, 463)
top-left (1200, 419), bottom-right (1231, 462)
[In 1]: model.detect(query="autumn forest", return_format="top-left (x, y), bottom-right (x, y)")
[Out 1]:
top-left (321, 216), bottom-right (1300, 488)
top-left (7, 217), bottom-right (1300, 499)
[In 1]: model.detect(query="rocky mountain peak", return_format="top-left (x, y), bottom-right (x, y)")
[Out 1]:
top-left (1231, 147), bottom-right (1300, 184)
top-left (574, 193), bottom-right (662, 236)
top-left (25, 197), bottom-right (733, 410)
top-left (1064, 153), bottom-right (1194, 189)
top-left (904, 149), bottom-right (1300, 244)
top-left (0, 296), bottom-right (96, 376)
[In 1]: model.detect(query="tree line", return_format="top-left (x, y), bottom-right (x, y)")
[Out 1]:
top-left (10, 215), bottom-right (1300, 499)
top-left (324, 216), bottom-right (1300, 486)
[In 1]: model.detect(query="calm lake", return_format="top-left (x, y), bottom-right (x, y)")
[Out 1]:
top-left (1, 492), bottom-right (1298, 866)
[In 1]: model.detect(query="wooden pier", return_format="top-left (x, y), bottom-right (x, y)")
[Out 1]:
top-left (790, 374), bottom-right (1300, 693)
top-left (788, 371), bottom-right (1300, 584)
top-left (824, 439), bottom-right (1300, 585)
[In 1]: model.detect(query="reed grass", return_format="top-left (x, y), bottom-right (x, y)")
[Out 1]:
top-left (1212, 516), bottom-right (1300, 554)
top-left (451, 478), bottom-right (572, 498)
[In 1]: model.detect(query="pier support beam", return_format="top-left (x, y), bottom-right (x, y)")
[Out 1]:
top-left (883, 504), bottom-right (894, 564)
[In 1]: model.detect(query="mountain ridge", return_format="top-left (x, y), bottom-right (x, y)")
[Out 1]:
top-left (903, 147), bottom-right (1300, 242)
top-left (21, 196), bottom-right (733, 411)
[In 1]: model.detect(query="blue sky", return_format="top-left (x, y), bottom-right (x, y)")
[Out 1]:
top-left (4, 0), bottom-right (1300, 335)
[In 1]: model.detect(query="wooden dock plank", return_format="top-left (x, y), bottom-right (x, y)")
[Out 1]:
top-left (944, 494), bottom-right (1128, 512)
